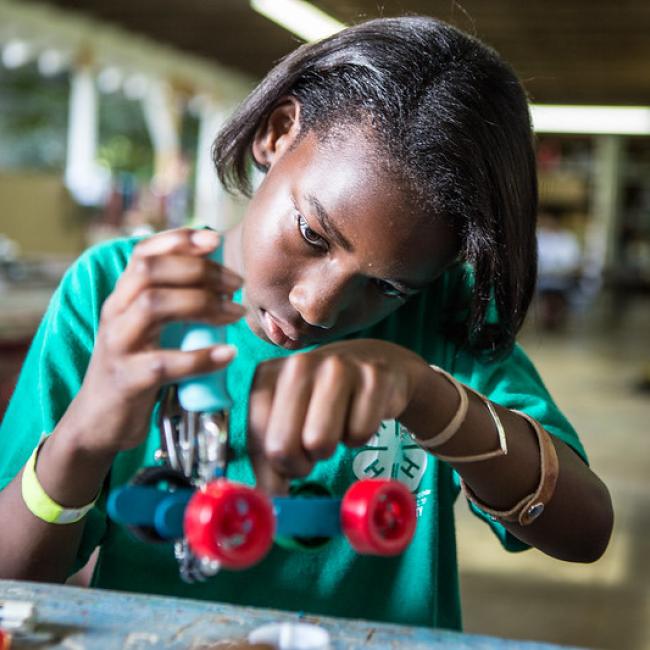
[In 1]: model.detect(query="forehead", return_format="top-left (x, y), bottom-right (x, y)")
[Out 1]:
top-left (285, 130), bottom-right (452, 280)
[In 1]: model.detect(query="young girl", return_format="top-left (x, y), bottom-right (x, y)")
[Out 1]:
top-left (0, 16), bottom-right (612, 631)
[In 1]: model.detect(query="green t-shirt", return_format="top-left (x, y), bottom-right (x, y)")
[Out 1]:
top-left (0, 237), bottom-right (587, 631)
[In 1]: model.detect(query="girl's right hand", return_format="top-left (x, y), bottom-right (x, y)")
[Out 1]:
top-left (64, 228), bottom-right (245, 457)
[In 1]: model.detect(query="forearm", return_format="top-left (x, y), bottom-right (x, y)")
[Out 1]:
top-left (400, 364), bottom-right (613, 562)
top-left (0, 413), bottom-right (114, 582)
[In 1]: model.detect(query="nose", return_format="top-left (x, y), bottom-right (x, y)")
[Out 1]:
top-left (289, 267), bottom-right (358, 329)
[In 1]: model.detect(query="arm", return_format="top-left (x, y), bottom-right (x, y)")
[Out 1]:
top-left (400, 360), bottom-right (613, 563)
top-left (247, 338), bottom-right (612, 563)
top-left (0, 418), bottom-right (114, 582)
top-left (0, 229), bottom-right (243, 581)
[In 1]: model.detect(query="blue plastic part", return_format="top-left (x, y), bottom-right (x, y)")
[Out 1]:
top-left (108, 485), bottom-right (343, 541)
top-left (107, 486), bottom-right (165, 526)
top-left (273, 497), bottom-right (342, 537)
top-left (159, 243), bottom-right (233, 413)
top-left (154, 492), bottom-right (194, 539)
top-left (107, 486), bottom-right (193, 539)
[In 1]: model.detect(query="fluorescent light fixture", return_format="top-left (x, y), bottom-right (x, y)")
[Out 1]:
top-left (531, 104), bottom-right (650, 136)
top-left (251, 0), bottom-right (346, 42)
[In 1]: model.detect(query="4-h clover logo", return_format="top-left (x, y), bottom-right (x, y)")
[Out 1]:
top-left (352, 420), bottom-right (428, 494)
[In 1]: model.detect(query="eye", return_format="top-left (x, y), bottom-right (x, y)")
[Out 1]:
top-left (296, 213), bottom-right (327, 250)
top-left (373, 279), bottom-right (407, 300)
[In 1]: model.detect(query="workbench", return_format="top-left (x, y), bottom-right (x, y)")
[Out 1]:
top-left (0, 580), bottom-right (586, 649)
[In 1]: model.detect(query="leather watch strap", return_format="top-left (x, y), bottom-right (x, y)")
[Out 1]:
top-left (461, 411), bottom-right (559, 526)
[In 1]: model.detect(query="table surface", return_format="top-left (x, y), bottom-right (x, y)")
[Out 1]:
top-left (0, 580), bottom-right (587, 650)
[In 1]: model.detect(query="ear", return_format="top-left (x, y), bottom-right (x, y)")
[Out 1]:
top-left (252, 97), bottom-right (301, 169)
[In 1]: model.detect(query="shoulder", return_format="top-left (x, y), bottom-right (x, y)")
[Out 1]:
top-left (59, 236), bottom-right (141, 301)
top-left (452, 341), bottom-right (587, 462)
top-left (45, 236), bottom-right (143, 334)
top-left (70, 236), bottom-right (141, 281)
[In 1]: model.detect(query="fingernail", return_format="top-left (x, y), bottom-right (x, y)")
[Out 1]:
top-left (211, 344), bottom-right (237, 362)
top-left (191, 229), bottom-right (219, 248)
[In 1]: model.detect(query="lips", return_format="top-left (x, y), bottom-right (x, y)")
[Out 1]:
top-left (261, 310), bottom-right (307, 350)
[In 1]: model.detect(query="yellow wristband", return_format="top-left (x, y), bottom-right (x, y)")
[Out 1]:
top-left (21, 437), bottom-right (98, 525)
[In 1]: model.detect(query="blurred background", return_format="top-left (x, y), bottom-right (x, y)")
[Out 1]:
top-left (0, 1), bottom-right (648, 648)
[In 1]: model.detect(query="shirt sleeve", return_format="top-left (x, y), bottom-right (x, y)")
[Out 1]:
top-left (449, 342), bottom-right (588, 553)
top-left (0, 239), bottom-right (132, 574)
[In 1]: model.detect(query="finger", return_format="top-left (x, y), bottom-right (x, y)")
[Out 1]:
top-left (247, 367), bottom-right (289, 496)
top-left (264, 355), bottom-right (314, 479)
top-left (135, 227), bottom-right (220, 258)
top-left (129, 255), bottom-right (243, 291)
top-left (345, 363), bottom-right (393, 447)
top-left (104, 247), bottom-right (243, 321)
top-left (105, 288), bottom-right (246, 353)
top-left (302, 356), bottom-right (353, 461)
top-left (112, 345), bottom-right (236, 398)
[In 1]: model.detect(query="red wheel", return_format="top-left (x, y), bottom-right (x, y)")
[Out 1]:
top-left (0, 629), bottom-right (11, 650)
top-left (184, 479), bottom-right (275, 569)
top-left (341, 479), bottom-right (416, 556)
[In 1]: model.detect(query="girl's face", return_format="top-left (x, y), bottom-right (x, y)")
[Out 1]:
top-left (230, 101), bottom-right (456, 350)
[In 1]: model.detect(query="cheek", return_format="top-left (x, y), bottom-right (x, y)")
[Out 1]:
top-left (241, 205), bottom-right (299, 300)
top-left (349, 298), bottom-right (403, 331)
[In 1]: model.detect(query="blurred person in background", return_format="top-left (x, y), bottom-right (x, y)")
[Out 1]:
top-left (536, 208), bottom-right (583, 330)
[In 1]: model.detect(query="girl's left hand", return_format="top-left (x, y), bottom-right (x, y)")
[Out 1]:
top-left (247, 339), bottom-right (429, 494)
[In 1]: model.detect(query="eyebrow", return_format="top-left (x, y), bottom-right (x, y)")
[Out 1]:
top-left (305, 194), bottom-right (353, 253)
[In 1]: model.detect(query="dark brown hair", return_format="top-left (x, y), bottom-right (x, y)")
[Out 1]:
top-left (213, 16), bottom-right (538, 355)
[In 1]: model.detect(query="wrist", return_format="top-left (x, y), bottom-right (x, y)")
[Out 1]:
top-left (22, 438), bottom-right (100, 524)
top-left (36, 424), bottom-right (115, 509)
top-left (404, 368), bottom-right (512, 462)
top-left (59, 387), bottom-right (131, 457)
top-left (399, 361), bottom-right (459, 437)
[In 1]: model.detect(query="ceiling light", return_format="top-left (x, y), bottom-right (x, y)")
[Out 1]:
top-left (38, 49), bottom-right (67, 76)
top-left (250, 0), bottom-right (345, 42)
top-left (2, 39), bottom-right (31, 68)
top-left (97, 66), bottom-right (123, 94)
top-left (123, 73), bottom-right (149, 100)
top-left (187, 93), bottom-right (210, 117)
top-left (531, 104), bottom-right (650, 136)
